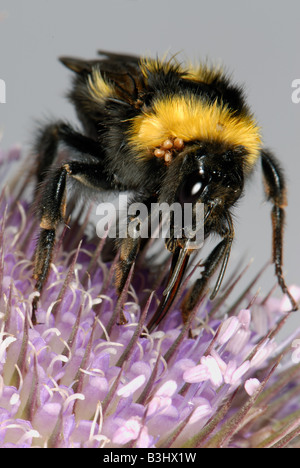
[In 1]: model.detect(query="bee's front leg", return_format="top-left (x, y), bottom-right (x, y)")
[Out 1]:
top-left (180, 212), bottom-right (234, 325)
top-left (32, 160), bottom-right (113, 324)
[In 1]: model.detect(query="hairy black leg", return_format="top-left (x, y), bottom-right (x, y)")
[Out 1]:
top-left (35, 121), bottom-right (102, 183)
top-left (181, 213), bottom-right (234, 323)
top-left (32, 160), bottom-right (113, 324)
top-left (115, 235), bottom-right (142, 325)
top-left (209, 213), bottom-right (234, 300)
top-left (261, 150), bottom-right (298, 311)
top-left (114, 197), bottom-right (155, 324)
top-left (146, 244), bottom-right (190, 333)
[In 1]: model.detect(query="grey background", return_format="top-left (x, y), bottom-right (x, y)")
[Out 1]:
top-left (0, 0), bottom-right (299, 334)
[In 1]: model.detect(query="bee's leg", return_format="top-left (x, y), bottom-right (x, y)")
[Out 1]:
top-left (114, 198), bottom-right (154, 324)
top-left (114, 236), bottom-right (142, 324)
top-left (181, 214), bottom-right (234, 323)
top-left (146, 244), bottom-right (190, 333)
top-left (34, 121), bottom-right (101, 183)
top-left (261, 150), bottom-right (298, 311)
top-left (32, 160), bottom-right (113, 324)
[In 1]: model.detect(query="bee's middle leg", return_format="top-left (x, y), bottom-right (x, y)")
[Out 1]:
top-left (114, 199), bottom-right (154, 324)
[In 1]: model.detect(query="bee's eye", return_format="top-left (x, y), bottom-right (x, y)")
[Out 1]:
top-left (177, 171), bottom-right (207, 204)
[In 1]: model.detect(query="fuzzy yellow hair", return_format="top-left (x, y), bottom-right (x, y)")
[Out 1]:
top-left (127, 94), bottom-right (261, 167)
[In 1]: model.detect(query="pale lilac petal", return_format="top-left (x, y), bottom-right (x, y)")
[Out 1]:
top-left (244, 378), bottom-right (261, 396)
top-left (230, 360), bottom-right (250, 385)
top-left (0, 336), bottom-right (17, 364)
top-left (155, 380), bottom-right (177, 397)
top-left (183, 364), bottom-right (210, 383)
top-left (250, 341), bottom-right (277, 368)
top-left (112, 417), bottom-right (141, 445)
top-left (117, 375), bottom-right (146, 397)
top-left (223, 359), bottom-right (237, 384)
top-left (202, 356), bottom-right (223, 387)
top-left (237, 309), bottom-right (251, 330)
top-left (225, 328), bottom-right (251, 355)
top-left (0, 385), bottom-right (21, 417)
top-left (189, 400), bottom-right (212, 424)
top-left (211, 350), bottom-right (228, 374)
top-left (217, 316), bottom-right (240, 345)
top-left (224, 360), bottom-right (251, 386)
top-left (147, 380), bottom-right (177, 416)
top-left (135, 426), bottom-right (154, 448)
top-left (32, 403), bottom-right (61, 438)
top-left (184, 356), bottom-right (223, 387)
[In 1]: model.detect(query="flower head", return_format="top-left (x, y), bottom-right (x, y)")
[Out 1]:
top-left (0, 147), bottom-right (300, 448)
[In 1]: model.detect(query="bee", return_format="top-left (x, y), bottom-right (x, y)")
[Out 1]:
top-left (32, 50), bottom-right (297, 328)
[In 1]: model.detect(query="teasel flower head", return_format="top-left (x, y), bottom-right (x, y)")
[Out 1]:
top-left (0, 146), bottom-right (300, 448)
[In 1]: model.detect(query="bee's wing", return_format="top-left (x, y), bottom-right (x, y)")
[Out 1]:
top-left (97, 49), bottom-right (141, 64)
top-left (59, 56), bottom-right (98, 73)
top-left (60, 52), bottom-right (146, 106)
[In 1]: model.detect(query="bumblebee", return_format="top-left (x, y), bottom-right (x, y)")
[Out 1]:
top-left (32, 50), bottom-right (297, 328)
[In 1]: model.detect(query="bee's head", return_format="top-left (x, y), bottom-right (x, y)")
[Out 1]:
top-left (175, 143), bottom-right (246, 212)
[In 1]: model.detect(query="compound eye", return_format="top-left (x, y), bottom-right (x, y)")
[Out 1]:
top-left (177, 171), bottom-right (207, 204)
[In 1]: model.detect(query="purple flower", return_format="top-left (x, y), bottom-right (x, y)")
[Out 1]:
top-left (0, 147), bottom-right (300, 448)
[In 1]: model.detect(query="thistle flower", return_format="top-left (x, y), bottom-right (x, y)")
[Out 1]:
top-left (0, 147), bottom-right (300, 448)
